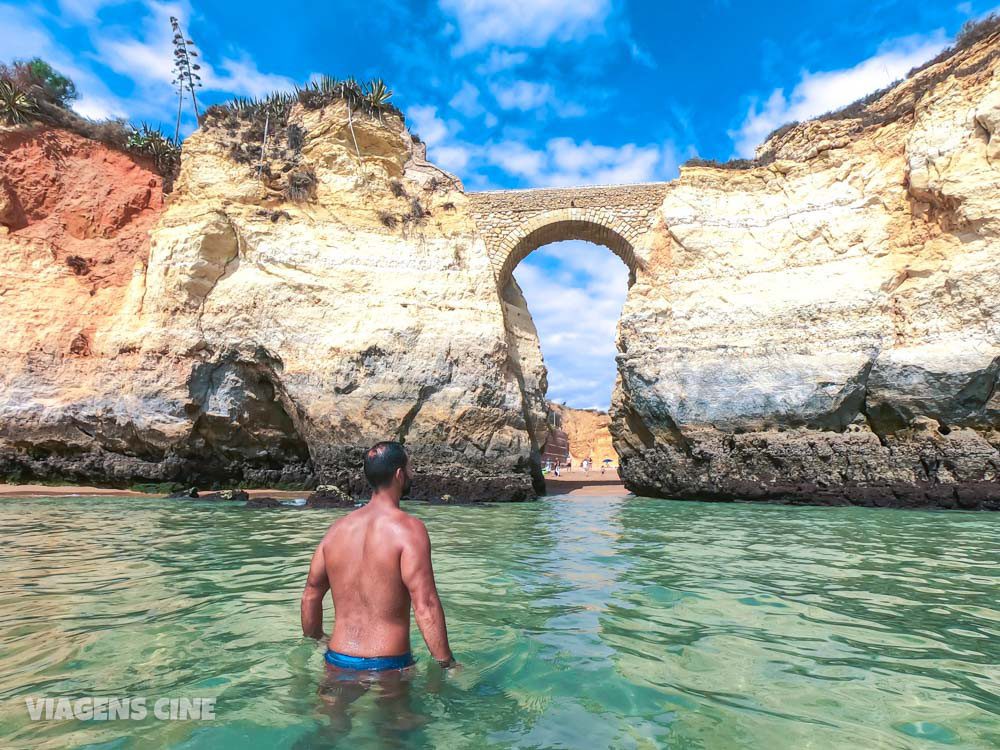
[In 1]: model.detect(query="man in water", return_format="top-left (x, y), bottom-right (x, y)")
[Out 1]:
top-left (301, 441), bottom-right (456, 672)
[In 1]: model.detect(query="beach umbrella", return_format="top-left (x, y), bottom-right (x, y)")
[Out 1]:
top-left (602, 459), bottom-right (613, 464)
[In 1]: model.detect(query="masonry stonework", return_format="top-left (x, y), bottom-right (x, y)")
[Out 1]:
top-left (467, 183), bottom-right (670, 284)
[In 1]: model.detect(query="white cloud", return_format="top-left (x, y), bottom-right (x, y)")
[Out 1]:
top-left (514, 240), bottom-right (630, 408)
top-left (490, 80), bottom-right (553, 111)
top-left (0, 3), bottom-right (55, 55)
top-left (57, 0), bottom-right (127, 21)
top-left (92, 2), bottom-right (293, 100)
top-left (440, 0), bottom-right (612, 53)
top-left (0, 3), bottom-right (130, 120)
top-left (407, 104), bottom-right (451, 146)
top-left (449, 81), bottom-right (483, 117)
top-left (486, 140), bottom-right (547, 179)
top-left (209, 56), bottom-right (295, 98)
top-left (93, 0), bottom-right (182, 88)
top-left (72, 89), bottom-right (129, 119)
top-left (486, 136), bottom-right (679, 187)
top-left (730, 31), bottom-right (949, 158)
top-left (432, 144), bottom-right (473, 172)
top-left (476, 49), bottom-right (528, 75)
top-left (488, 79), bottom-right (588, 119)
top-left (406, 104), bottom-right (473, 172)
top-left (628, 39), bottom-right (656, 68)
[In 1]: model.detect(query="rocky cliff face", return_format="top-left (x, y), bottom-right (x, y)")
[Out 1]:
top-left (1, 27), bottom-right (998, 508)
top-left (0, 127), bottom-right (169, 481)
top-left (0, 103), bottom-right (541, 500)
top-left (501, 279), bottom-right (549, 492)
top-left (613, 29), bottom-right (1000, 509)
top-left (549, 402), bottom-right (618, 465)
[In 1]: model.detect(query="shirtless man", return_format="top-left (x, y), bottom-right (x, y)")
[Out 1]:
top-left (300, 441), bottom-right (456, 671)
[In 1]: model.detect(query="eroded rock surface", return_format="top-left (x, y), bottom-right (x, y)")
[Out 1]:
top-left (0, 104), bottom-right (539, 500)
top-left (1, 28), bottom-right (998, 508)
top-left (612, 30), bottom-right (1000, 508)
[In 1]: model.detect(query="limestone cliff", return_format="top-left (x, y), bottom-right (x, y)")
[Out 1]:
top-left (549, 402), bottom-right (618, 465)
top-left (613, 27), bottom-right (1000, 509)
top-left (1, 24), bottom-right (998, 509)
top-left (501, 279), bottom-right (549, 492)
top-left (0, 102), bottom-right (542, 500)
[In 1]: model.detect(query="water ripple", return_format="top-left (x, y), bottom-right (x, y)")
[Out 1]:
top-left (0, 495), bottom-right (997, 748)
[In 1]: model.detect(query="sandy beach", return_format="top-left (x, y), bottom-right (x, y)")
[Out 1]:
top-left (544, 469), bottom-right (627, 496)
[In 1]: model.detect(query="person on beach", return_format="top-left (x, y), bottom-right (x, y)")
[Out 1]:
top-left (301, 441), bottom-right (456, 672)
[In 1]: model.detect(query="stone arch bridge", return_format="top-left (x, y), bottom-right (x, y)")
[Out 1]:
top-left (467, 183), bottom-right (670, 286)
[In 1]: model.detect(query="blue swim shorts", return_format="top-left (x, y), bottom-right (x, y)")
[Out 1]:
top-left (324, 649), bottom-right (415, 671)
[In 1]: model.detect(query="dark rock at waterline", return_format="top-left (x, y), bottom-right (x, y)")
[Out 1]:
top-left (306, 446), bottom-right (538, 503)
top-left (198, 489), bottom-right (250, 502)
top-left (305, 485), bottom-right (356, 508)
top-left (407, 474), bottom-right (533, 503)
top-left (168, 487), bottom-right (199, 498)
top-left (0, 440), bottom-right (535, 504)
top-left (245, 496), bottom-right (285, 509)
top-left (301, 471), bottom-right (533, 505)
top-left (615, 417), bottom-right (1000, 511)
top-left (0, 438), bottom-right (315, 492)
top-left (622, 469), bottom-right (1000, 511)
top-left (424, 494), bottom-right (496, 506)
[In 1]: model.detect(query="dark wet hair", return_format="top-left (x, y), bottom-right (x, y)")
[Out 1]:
top-left (364, 441), bottom-right (409, 490)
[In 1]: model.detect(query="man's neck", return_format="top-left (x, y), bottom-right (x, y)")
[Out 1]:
top-left (368, 490), bottom-right (402, 509)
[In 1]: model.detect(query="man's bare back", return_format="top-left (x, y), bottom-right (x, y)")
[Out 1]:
top-left (301, 442), bottom-right (454, 670)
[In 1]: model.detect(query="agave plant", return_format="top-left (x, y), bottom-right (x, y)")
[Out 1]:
top-left (316, 75), bottom-right (341, 96)
top-left (261, 90), bottom-right (295, 120)
top-left (365, 78), bottom-right (392, 121)
top-left (295, 76), bottom-right (349, 110)
top-left (126, 123), bottom-right (180, 176)
top-left (0, 80), bottom-right (37, 125)
top-left (342, 76), bottom-right (363, 107)
top-left (341, 76), bottom-right (363, 158)
top-left (230, 96), bottom-right (260, 117)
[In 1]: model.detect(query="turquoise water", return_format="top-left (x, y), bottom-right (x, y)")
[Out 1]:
top-left (0, 494), bottom-right (998, 749)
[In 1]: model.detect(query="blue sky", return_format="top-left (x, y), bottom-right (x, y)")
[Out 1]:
top-left (3, 0), bottom-right (996, 407)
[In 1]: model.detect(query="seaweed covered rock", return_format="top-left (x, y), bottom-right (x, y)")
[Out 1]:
top-left (305, 485), bottom-right (356, 508)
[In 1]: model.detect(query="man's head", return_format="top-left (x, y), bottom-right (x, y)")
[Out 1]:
top-left (364, 441), bottom-right (413, 497)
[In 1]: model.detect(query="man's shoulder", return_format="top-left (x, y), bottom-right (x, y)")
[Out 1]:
top-left (324, 511), bottom-right (359, 539)
top-left (393, 509), bottom-right (428, 538)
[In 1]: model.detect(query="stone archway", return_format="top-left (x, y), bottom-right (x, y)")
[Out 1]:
top-left (495, 212), bottom-right (639, 287)
top-left (467, 182), bottom-right (670, 286)
top-left (467, 183), bottom-right (669, 494)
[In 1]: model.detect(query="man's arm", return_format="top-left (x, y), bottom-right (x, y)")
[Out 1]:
top-left (300, 540), bottom-right (330, 639)
top-left (400, 520), bottom-right (454, 666)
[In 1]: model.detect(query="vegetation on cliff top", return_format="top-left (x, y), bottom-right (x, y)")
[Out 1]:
top-left (201, 75), bottom-right (402, 202)
top-left (683, 13), bottom-right (1000, 171)
top-left (0, 12), bottom-right (401, 192)
top-left (0, 57), bottom-right (181, 182)
top-left (203, 75), bottom-right (400, 128)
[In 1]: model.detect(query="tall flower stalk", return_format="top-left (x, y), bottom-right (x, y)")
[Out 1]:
top-left (170, 16), bottom-right (203, 143)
